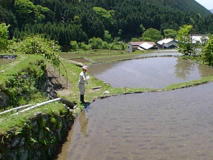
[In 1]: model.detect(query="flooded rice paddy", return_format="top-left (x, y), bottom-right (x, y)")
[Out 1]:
top-left (135, 49), bottom-right (182, 58)
top-left (60, 49), bottom-right (181, 63)
top-left (57, 83), bottom-right (213, 160)
top-left (89, 57), bottom-right (213, 89)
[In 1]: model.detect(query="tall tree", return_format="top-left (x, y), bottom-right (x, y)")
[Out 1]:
top-left (176, 25), bottom-right (194, 55)
top-left (164, 29), bottom-right (177, 39)
top-left (0, 23), bottom-right (10, 51)
top-left (202, 38), bottom-right (213, 66)
top-left (142, 28), bottom-right (163, 42)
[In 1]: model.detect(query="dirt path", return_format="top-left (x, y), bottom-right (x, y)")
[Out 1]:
top-left (46, 64), bottom-right (73, 98)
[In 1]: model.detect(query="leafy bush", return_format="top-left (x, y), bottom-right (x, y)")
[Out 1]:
top-left (89, 37), bottom-right (104, 49)
top-left (70, 41), bottom-right (78, 51)
top-left (202, 37), bottom-right (213, 66)
top-left (8, 35), bottom-right (60, 66)
top-left (142, 28), bottom-right (163, 42)
top-left (0, 23), bottom-right (10, 51)
top-left (79, 42), bottom-right (91, 51)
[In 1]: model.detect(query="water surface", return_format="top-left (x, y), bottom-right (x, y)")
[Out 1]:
top-left (89, 57), bottom-right (213, 89)
top-left (56, 83), bottom-right (213, 160)
top-left (60, 49), bottom-right (182, 63)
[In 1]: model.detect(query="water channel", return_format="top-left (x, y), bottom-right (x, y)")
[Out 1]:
top-left (56, 50), bottom-right (213, 160)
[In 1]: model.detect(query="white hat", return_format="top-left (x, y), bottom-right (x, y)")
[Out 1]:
top-left (82, 66), bottom-right (88, 70)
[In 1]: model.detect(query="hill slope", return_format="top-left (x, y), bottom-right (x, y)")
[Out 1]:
top-left (147, 0), bottom-right (211, 17)
top-left (0, 0), bottom-right (212, 44)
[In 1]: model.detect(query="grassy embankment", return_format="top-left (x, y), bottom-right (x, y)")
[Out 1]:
top-left (0, 54), bottom-right (69, 135)
top-left (0, 54), bottom-right (48, 104)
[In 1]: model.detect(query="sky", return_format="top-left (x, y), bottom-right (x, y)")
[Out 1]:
top-left (196, 0), bottom-right (213, 10)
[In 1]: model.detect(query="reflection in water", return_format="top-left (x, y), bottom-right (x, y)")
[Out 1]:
top-left (57, 83), bottom-right (213, 160)
top-left (89, 57), bottom-right (213, 89)
top-left (136, 49), bottom-right (182, 58)
top-left (197, 63), bottom-right (213, 77)
top-left (79, 110), bottom-right (89, 137)
top-left (174, 58), bottom-right (195, 79)
top-left (88, 62), bottom-right (117, 76)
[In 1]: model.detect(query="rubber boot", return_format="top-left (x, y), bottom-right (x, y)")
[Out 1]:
top-left (80, 95), bottom-right (85, 103)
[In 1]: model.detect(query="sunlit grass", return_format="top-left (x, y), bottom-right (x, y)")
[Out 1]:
top-left (0, 54), bottom-right (45, 85)
top-left (0, 102), bottom-right (66, 135)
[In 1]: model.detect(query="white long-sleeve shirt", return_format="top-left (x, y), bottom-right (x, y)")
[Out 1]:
top-left (78, 71), bottom-right (88, 84)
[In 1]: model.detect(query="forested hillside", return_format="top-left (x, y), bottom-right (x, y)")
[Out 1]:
top-left (0, 0), bottom-right (213, 47)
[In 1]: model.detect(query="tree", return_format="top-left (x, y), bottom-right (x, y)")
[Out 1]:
top-left (79, 42), bottom-right (91, 51)
top-left (176, 25), bottom-right (194, 55)
top-left (14, 0), bottom-right (49, 25)
top-left (74, 16), bottom-right (81, 25)
top-left (104, 30), bottom-right (112, 43)
top-left (202, 37), bottom-right (213, 66)
top-left (88, 37), bottom-right (104, 49)
top-left (93, 7), bottom-right (114, 29)
top-left (8, 35), bottom-right (60, 66)
top-left (70, 41), bottom-right (78, 51)
top-left (142, 28), bottom-right (163, 42)
top-left (164, 29), bottom-right (177, 39)
top-left (0, 23), bottom-right (10, 51)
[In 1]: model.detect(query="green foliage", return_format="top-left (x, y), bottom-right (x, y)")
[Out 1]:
top-left (0, 23), bottom-right (10, 51)
top-left (164, 29), bottom-right (177, 39)
top-left (8, 35), bottom-right (60, 66)
top-left (202, 38), bottom-right (213, 66)
top-left (1, 0), bottom-right (212, 47)
top-left (104, 30), bottom-right (112, 43)
top-left (102, 41), bottom-right (109, 49)
top-left (70, 41), bottom-right (78, 51)
top-left (93, 7), bottom-right (114, 29)
top-left (79, 42), bottom-right (92, 51)
top-left (89, 37), bottom-right (104, 49)
top-left (110, 41), bottom-right (126, 50)
top-left (176, 25), bottom-right (194, 55)
top-left (131, 37), bottom-right (142, 42)
top-left (3, 60), bottom-right (46, 106)
top-left (142, 28), bottom-right (163, 42)
top-left (14, 0), bottom-right (49, 24)
top-left (73, 16), bottom-right (81, 25)
top-left (15, 22), bottom-right (88, 46)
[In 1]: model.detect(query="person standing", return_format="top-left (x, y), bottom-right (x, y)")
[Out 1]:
top-left (78, 66), bottom-right (89, 103)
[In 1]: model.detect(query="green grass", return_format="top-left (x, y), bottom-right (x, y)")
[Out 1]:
top-left (165, 76), bottom-right (213, 90)
top-left (60, 49), bottom-right (146, 62)
top-left (0, 54), bottom-right (45, 85)
top-left (65, 49), bottom-right (129, 55)
top-left (0, 102), bottom-right (66, 135)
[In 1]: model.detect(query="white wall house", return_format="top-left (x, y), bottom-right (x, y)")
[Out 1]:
top-left (157, 38), bottom-right (178, 49)
top-left (191, 34), bottom-right (209, 44)
top-left (127, 42), bottom-right (156, 53)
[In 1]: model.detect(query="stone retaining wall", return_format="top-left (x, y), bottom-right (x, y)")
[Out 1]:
top-left (0, 109), bottom-right (74, 160)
